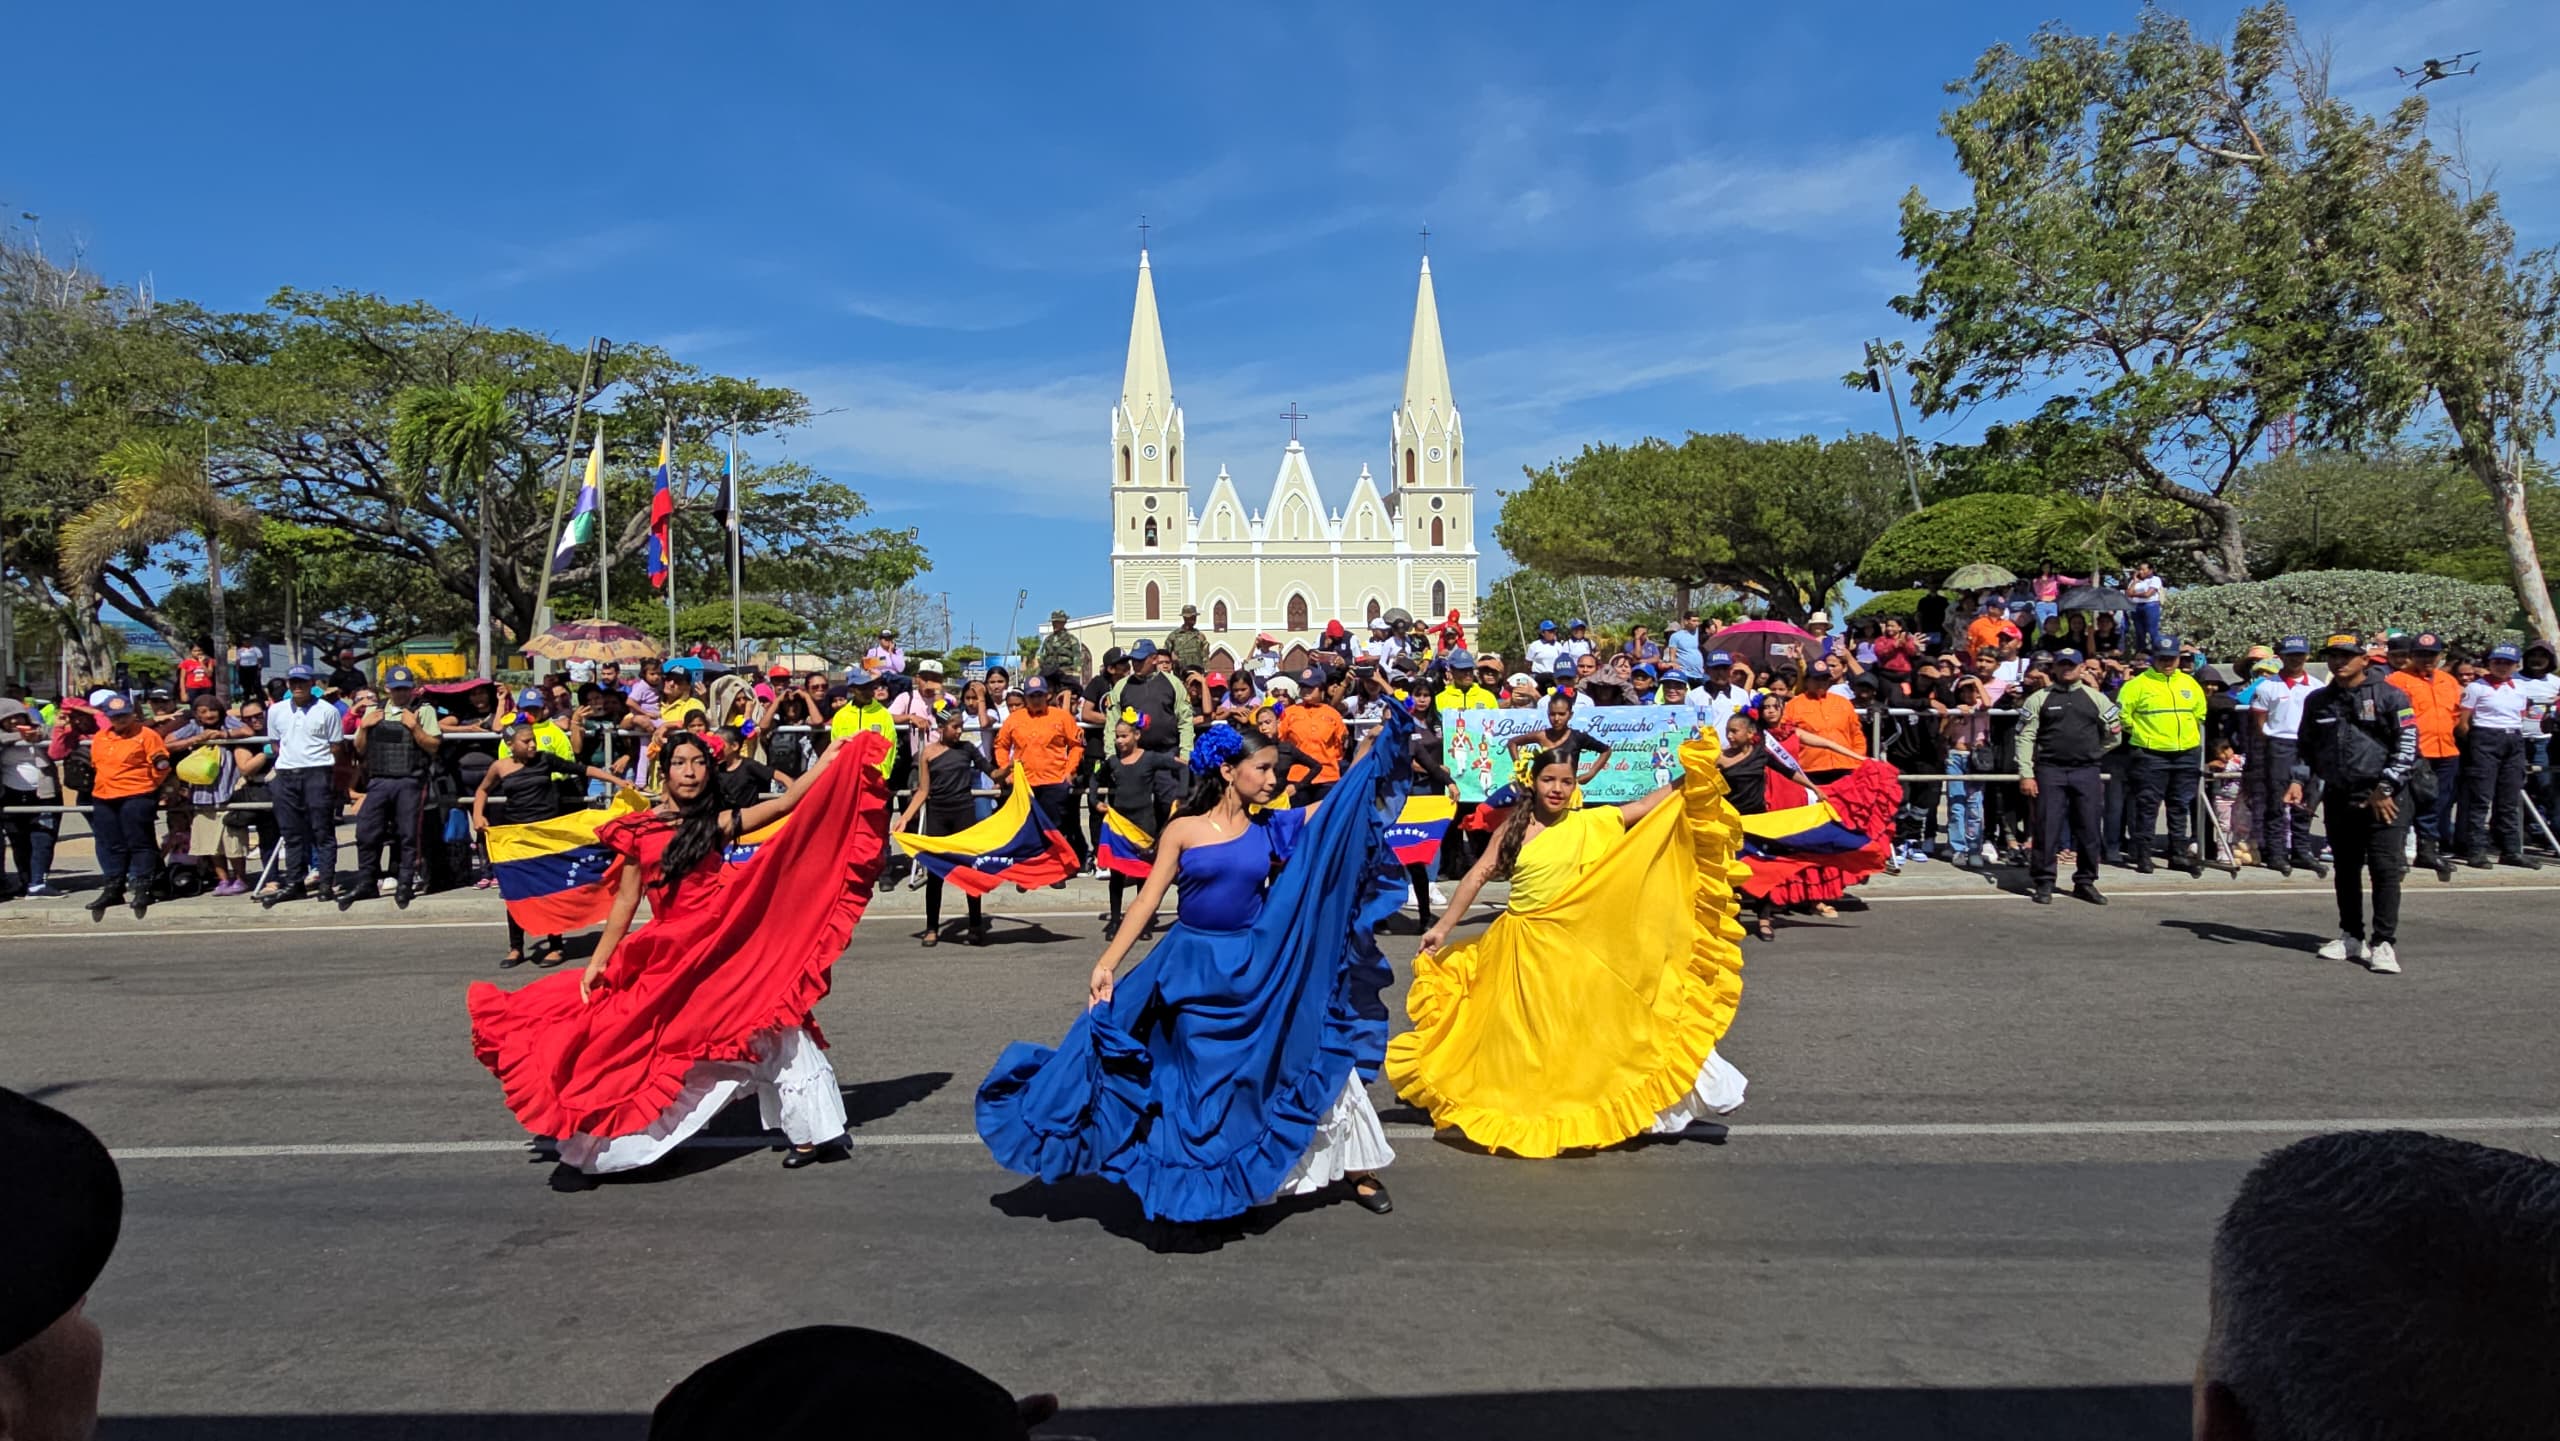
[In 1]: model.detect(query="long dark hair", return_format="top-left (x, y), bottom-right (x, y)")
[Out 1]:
top-left (653, 731), bottom-right (729, 897)
top-left (1182, 728), bottom-right (1275, 819)
top-left (1491, 749), bottom-right (1575, 881)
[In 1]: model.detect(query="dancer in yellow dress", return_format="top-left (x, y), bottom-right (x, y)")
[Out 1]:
top-left (1385, 735), bottom-right (1750, 1158)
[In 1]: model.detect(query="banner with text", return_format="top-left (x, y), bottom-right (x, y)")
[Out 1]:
top-left (1443, 705), bottom-right (1709, 804)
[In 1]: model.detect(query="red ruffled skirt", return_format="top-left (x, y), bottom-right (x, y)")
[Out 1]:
top-left (1739, 760), bottom-right (1900, 908)
top-left (465, 736), bottom-right (893, 1141)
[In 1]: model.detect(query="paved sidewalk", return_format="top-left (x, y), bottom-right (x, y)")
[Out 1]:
top-left (5, 847), bottom-right (2549, 936)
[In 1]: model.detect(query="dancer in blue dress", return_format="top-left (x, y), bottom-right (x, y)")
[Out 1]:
top-left (977, 709), bottom-right (1412, 1223)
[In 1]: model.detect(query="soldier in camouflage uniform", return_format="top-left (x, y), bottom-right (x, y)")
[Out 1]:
top-left (1165, 604), bottom-right (1209, 673)
top-left (1036, 609), bottom-right (1088, 687)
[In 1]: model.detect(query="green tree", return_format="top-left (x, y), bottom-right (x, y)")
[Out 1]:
top-left (609, 598), bottom-right (806, 653)
top-left (1474, 570), bottom-right (1706, 667)
top-left (1889, 6), bottom-right (2349, 582)
top-left (388, 378), bottom-right (513, 677)
top-left (2233, 449), bottom-right (2560, 588)
top-left (1497, 432), bottom-right (1907, 625)
top-left (60, 437), bottom-right (260, 699)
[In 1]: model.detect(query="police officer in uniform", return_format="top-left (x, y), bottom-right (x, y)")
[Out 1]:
top-left (344, 664), bottom-right (442, 908)
top-left (2296, 633), bottom-right (2424, 974)
top-left (1165, 604), bottom-right (1209, 673)
top-left (2014, 647), bottom-right (2121, 905)
top-left (2459, 643), bottom-right (2542, 869)
top-left (2118, 633), bottom-right (2208, 876)
top-left (1035, 610), bottom-right (1087, 689)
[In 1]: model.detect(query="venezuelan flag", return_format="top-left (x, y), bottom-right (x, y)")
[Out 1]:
top-left (1095, 809), bottom-right (1157, 878)
top-left (1739, 800), bottom-right (1877, 857)
top-left (484, 789), bottom-right (650, 934)
top-left (723, 813), bottom-right (786, 866)
top-left (894, 763), bottom-right (1080, 896)
top-left (1386, 794), bottom-right (1457, 865)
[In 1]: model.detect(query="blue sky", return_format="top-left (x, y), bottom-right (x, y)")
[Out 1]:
top-left (11, 0), bottom-right (2558, 647)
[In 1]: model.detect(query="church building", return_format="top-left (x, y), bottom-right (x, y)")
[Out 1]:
top-left (1067, 249), bottom-right (1478, 673)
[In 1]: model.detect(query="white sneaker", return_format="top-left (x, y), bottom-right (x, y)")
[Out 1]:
top-left (2316, 934), bottom-right (2366, 963)
top-left (1980, 843), bottom-right (1999, 864)
top-left (2365, 942), bottom-right (2401, 975)
top-left (1428, 883), bottom-right (1448, 906)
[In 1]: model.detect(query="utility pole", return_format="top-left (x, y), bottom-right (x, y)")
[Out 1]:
top-left (1865, 340), bottom-right (1928, 514)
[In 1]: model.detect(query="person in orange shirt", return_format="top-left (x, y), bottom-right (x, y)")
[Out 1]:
top-left (1274, 666), bottom-right (1350, 802)
top-left (995, 678), bottom-right (1090, 873)
top-left (83, 694), bottom-right (173, 921)
top-left (2384, 631), bottom-right (2466, 881)
top-left (1964, 597), bottom-right (2022, 661)
top-left (1784, 667), bottom-right (1869, 781)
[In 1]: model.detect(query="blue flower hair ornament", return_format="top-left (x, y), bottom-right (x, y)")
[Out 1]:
top-left (1189, 722), bottom-right (1246, 776)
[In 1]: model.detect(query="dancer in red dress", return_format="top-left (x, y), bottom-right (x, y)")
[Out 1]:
top-left (467, 729), bottom-right (894, 1176)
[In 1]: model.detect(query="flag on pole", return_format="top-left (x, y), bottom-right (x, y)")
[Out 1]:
top-left (551, 433), bottom-right (602, 573)
top-left (644, 433), bottom-right (674, 589)
top-left (710, 438), bottom-right (735, 533)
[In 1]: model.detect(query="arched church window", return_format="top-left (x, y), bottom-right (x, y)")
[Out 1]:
top-left (1430, 517), bottom-right (1444, 547)
top-left (1144, 517), bottom-right (1158, 548)
top-left (1283, 496), bottom-right (1308, 539)
top-left (1405, 449), bottom-right (1417, 487)
top-left (1365, 597), bottom-right (1380, 624)
top-left (1212, 600), bottom-right (1228, 632)
top-left (1286, 594), bottom-right (1309, 632)
top-left (1144, 582), bottom-right (1160, 621)
top-left (1169, 446), bottom-right (1179, 486)
top-left (1121, 446), bottom-right (1132, 486)
top-left (1431, 580), bottom-right (1447, 616)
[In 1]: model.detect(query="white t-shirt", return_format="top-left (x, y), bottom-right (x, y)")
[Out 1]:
top-left (1694, 684), bottom-right (1747, 740)
top-left (2126, 575), bottom-right (2165, 604)
top-left (1558, 638), bottom-right (1595, 662)
top-left (2516, 673), bottom-right (2559, 727)
top-left (2252, 671), bottom-right (2317, 740)
top-left (1524, 639), bottom-right (1564, 675)
top-left (2462, 677), bottom-right (2534, 732)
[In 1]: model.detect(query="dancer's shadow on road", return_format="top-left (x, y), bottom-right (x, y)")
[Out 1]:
top-left (2158, 918), bottom-right (2328, 951)
top-left (541, 1071), bottom-right (950, 1190)
top-left (989, 1175), bottom-right (1343, 1253)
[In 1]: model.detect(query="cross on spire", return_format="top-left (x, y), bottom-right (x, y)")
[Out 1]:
top-left (1280, 401), bottom-right (1308, 442)
top-left (1419, 222), bottom-right (1430, 255)
top-left (1138, 214), bottom-right (1149, 250)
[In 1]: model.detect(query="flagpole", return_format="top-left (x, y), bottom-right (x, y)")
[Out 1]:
top-left (728, 418), bottom-right (742, 661)
top-left (531, 338), bottom-right (605, 640)
top-left (664, 413), bottom-right (679, 656)
top-left (597, 432), bottom-right (609, 625)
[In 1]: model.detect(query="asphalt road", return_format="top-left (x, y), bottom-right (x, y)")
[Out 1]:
top-left (9, 881), bottom-right (2558, 1440)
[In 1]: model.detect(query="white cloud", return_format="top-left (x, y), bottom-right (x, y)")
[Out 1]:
top-left (1637, 139), bottom-right (1919, 237)
top-left (472, 222), bottom-right (663, 291)
top-left (843, 292), bottom-right (1047, 332)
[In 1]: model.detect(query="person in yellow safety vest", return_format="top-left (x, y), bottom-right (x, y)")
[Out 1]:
top-left (2117, 634), bottom-right (2210, 876)
top-left (827, 669), bottom-right (898, 775)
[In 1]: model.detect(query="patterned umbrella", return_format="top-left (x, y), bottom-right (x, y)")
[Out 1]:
top-left (520, 618), bottom-right (659, 663)
top-left (1944, 562), bottom-right (2017, 590)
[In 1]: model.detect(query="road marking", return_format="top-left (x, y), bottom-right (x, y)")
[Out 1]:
top-left (109, 1115), bottom-right (2560, 1162)
top-left (0, 920), bottom-right (507, 941)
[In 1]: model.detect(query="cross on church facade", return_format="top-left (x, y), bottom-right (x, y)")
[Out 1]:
top-left (1280, 401), bottom-right (1308, 442)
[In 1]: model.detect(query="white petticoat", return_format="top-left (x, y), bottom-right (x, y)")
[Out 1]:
top-left (1262, 1073), bottom-right (1396, 1201)
top-left (554, 1025), bottom-right (847, 1174)
top-left (1646, 1046), bottom-right (1749, 1135)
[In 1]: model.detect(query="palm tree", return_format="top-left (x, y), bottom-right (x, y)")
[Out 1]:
top-left (390, 379), bottom-right (513, 678)
top-left (62, 437), bottom-right (260, 702)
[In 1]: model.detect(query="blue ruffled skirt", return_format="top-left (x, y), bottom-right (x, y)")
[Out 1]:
top-left (977, 713), bottom-right (1412, 1222)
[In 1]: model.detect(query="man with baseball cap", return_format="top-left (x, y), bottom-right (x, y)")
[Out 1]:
top-left (0, 1087), bottom-right (122, 1441)
top-left (82, 693), bottom-right (173, 921)
top-left (2296, 633), bottom-right (2426, 973)
top-left (1165, 603), bottom-right (1208, 672)
top-left (2247, 636), bottom-right (2327, 878)
top-left (343, 664), bottom-right (443, 909)
top-left (1104, 638), bottom-right (1191, 757)
top-left (259, 663), bottom-right (345, 907)
top-left (2457, 643), bottom-right (2541, 869)
top-left (1275, 666), bottom-right (1350, 802)
top-left (1524, 620), bottom-right (1565, 678)
top-left (2118, 633), bottom-right (2209, 876)
top-left (994, 677), bottom-right (1089, 875)
top-left (828, 668), bottom-right (898, 775)
top-left (2014, 647), bottom-right (2121, 905)
top-left (2385, 632), bottom-right (2465, 881)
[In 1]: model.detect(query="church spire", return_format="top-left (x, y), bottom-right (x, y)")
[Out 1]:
top-left (1122, 249), bottom-right (1174, 424)
top-left (1400, 254), bottom-right (1453, 423)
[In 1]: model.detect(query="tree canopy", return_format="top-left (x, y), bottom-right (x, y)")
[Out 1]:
top-left (0, 223), bottom-right (930, 681)
top-left (1496, 432), bottom-right (1907, 626)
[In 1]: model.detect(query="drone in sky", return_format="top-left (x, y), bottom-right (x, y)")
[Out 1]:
top-left (2395, 52), bottom-right (2480, 88)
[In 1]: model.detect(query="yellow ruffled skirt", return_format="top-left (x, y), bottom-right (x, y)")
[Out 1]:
top-left (1385, 736), bottom-right (1751, 1158)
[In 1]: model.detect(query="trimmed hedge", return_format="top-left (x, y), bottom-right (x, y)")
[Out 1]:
top-left (1850, 589), bottom-right (1936, 622)
top-left (2160, 570), bottom-right (2517, 655)
top-left (1856, 493), bottom-right (2058, 589)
